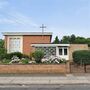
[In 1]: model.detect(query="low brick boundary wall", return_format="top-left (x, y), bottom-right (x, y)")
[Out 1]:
top-left (0, 63), bottom-right (70, 74)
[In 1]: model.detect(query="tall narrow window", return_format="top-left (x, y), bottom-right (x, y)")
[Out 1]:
top-left (64, 48), bottom-right (67, 55)
top-left (59, 48), bottom-right (62, 55)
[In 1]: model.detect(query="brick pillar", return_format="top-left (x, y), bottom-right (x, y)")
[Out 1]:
top-left (66, 61), bottom-right (70, 73)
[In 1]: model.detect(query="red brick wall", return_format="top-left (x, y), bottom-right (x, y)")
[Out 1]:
top-left (4, 35), bottom-right (51, 55)
top-left (0, 64), bottom-right (69, 74)
top-left (23, 35), bottom-right (51, 55)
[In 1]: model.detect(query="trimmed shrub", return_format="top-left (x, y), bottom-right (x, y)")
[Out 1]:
top-left (5, 52), bottom-right (23, 59)
top-left (73, 50), bottom-right (90, 65)
top-left (32, 50), bottom-right (44, 63)
top-left (21, 59), bottom-right (29, 64)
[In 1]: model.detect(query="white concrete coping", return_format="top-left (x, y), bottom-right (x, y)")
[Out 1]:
top-left (2, 32), bottom-right (52, 36)
top-left (31, 44), bottom-right (70, 47)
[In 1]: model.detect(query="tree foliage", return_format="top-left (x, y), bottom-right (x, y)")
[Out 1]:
top-left (0, 39), bottom-right (6, 60)
top-left (61, 36), bottom-right (70, 44)
top-left (70, 34), bottom-right (76, 43)
top-left (53, 36), bottom-right (60, 44)
top-left (52, 34), bottom-right (90, 46)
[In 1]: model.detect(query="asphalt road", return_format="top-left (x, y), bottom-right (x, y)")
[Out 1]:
top-left (0, 85), bottom-right (90, 90)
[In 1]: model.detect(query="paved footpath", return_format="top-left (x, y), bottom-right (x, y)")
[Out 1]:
top-left (0, 74), bottom-right (90, 85)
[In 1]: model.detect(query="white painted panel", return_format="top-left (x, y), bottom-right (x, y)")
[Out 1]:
top-left (7, 36), bottom-right (23, 53)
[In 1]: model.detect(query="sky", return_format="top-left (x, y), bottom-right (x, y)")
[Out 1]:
top-left (0, 0), bottom-right (89, 40)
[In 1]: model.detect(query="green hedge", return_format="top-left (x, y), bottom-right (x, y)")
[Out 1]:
top-left (73, 50), bottom-right (90, 65)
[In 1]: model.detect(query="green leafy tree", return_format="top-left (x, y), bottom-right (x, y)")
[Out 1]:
top-left (85, 38), bottom-right (90, 47)
top-left (75, 37), bottom-right (86, 44)
top-left (53, 36), bottom-right (60, 44)
top-left (0, 39), bottom-right (6, 60)
top-left (61, 36), bottom-right (70, 44)
top-left (60, 35), bottom-right (90, 46)
top-left (70, 34), bottom-right (76, 43)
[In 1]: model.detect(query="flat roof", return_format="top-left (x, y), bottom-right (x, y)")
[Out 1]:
top-left (2, 32), bottom-right (52, 36)
top-left (31, 44), bottom-right (70, 47)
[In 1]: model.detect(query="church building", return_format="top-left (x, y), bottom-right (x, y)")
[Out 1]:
top-left (3, 32), bottom-right (88, 61)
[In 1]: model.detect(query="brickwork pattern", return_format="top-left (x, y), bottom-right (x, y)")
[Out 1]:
top-left (23, 35), bottom-right (51, 55)
top-left (0, 64), bottom-right (69, 74)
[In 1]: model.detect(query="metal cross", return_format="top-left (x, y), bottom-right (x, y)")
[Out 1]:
top-left (40, 24), bottom-right (46, 33)
top-left (40, 24), bottom-right (46, 43)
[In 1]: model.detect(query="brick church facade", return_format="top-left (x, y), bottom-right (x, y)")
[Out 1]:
top-left (3, 32), bottom-right (52, 55)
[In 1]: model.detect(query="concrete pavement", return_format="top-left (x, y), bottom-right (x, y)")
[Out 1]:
top-left (0, 74), bottom-right (90, 85)
top-left (0, 85), bottom-right (90, 90)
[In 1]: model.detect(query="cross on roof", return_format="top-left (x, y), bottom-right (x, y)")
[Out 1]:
top-left (40, 24), bottom-right (46, 33)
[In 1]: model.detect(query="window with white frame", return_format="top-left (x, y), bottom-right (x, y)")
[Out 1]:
top-left (59, 48), bottom-right (62, 55)
top-left (9, 37), bottom-right (21, 53)
top-left (64, 48), bottom-right (67, 55)
top-left (59, 47), bottom-right (68, 56)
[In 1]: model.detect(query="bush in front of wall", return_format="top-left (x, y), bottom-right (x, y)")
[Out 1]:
top-left (2, 59), bottom-right (11, 64)
top-left (5, 52), bottom-right (23, 59)
top-left (0, 49), bottom-right (7, 60)
top-left (73, 50), bottom-right (90, 65)
top-left (5, 52), bottom-right (28, 59)
top-left (0, 39), bottom-right (7, 60)
top-left (42, 56), bottom-right (67, 64)
top-left (21, 59), bottom-right (29, 64)
top-left (32, 50), bottom-right (44, 63)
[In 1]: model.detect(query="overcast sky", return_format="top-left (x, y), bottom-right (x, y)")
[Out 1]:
top-left (0, 0), bottom-right (89, 40)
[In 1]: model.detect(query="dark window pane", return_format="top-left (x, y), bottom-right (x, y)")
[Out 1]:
top-left (59, 49), bottom-right (62, 55)
top-left (64, 48), bottom-right (67, 55)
